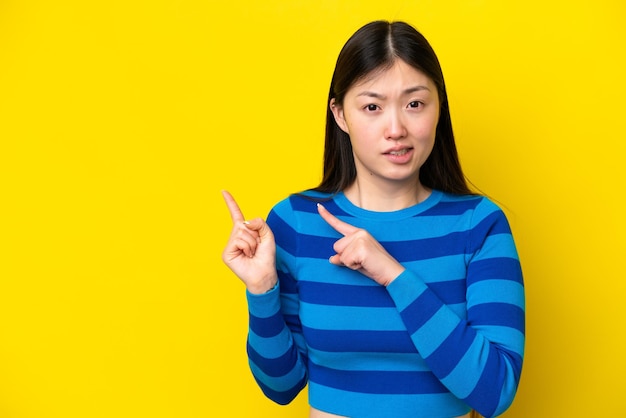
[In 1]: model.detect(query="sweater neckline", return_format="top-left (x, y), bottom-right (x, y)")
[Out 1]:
top-left (334, 189), bottom-right (443, 221)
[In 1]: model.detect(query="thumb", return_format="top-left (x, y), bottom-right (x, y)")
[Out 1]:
top-left (328, 254), bottom-right (343, 266)
top-left (244, 217), bottom-right (273, 241)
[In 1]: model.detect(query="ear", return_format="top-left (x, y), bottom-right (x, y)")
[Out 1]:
top-left (330, 98), bottom-right (349, 134)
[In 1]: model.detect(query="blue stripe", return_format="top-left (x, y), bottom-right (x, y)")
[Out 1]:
top-left (299, 281), bottom-right (393, 307)
top-left (283, 314), bottom-right (303, 334)
top-left (249, 312), bottom-right (285, 338)
top-left (468, 280), bottom-right (525, 309)
top-left (247, 341), bottom-right (299, 378)
top-left (303, 326), bottom-right (417, 353)
top-left (469, 303), bottom-right (525, 333)
top-left (402, 255), bottom-right (467, 283)
top-left (463, 346), bottom-right (503, 417)
top-left (384, 232), bottom-right (469, 262)
top-left (467, 257), bottom-right (523, 286)
top-left (252, 373), bottom-right (307, 405)
top-left (408, 306), bottom-right (462, 358)
top-left (267, 210), bottom-right (298, 255)
top-left (290, 194), bottom-right (353, 217)
top-left (439, 336), bottom-right (484, 399)
top-left (309, 362), bottom-right (448, 394)
top-left (289, 194), bottom-right (323, 213)
top-left (319, 199), bottom-right (353, 218)
top-left (275, 246), bottom-right (297, 273)
top-left (474, 236), bottom-right (519, 263)
top-left (425, 321), bottom-right (477, 377)
top-left (468, 212), bottom-right (512, 253)
top-left (428, 279), bottom-right (467, 304)
top-left (248, 355), bottom-right (307, 392)
top-left (307, 348), bottom-right (430, 372)
top-left (247, 327), bottom-right (293, 358)
top-left (299, 234), bottom-right (337, 259)
top-left (502, 346), bottom-right (524, 383)
top-left (421, 197), bottom-right (481, 216)
top-left (295, 231), bottom-right (470, 261)
top-left (401, 289), bottom-right (442, 335)
top-left (483, 326), bottom-right (525, 357)
top-left (301, 304), bottom-right (404, 331)
top-left (277, 270), bottom-right (297, 294)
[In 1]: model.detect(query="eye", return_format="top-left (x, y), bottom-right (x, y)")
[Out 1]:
top-left (408, 101), bottom-right (423, 109)
top-left (365, 104), bottom-right (379, 112)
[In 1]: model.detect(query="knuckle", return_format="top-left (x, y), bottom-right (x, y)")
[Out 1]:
top-left (354, 229), bottom-right (368, 239)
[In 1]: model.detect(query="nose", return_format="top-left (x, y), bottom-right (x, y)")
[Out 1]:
top-left (384, 110), bottom-right (407, 140)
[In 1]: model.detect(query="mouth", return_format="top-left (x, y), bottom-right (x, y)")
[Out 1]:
top-left (387, 149), bottom-right (410, 156)
top-left (384, 147), bottom-right (413, 156)
top-left (382, 146), bottom-right (415, 164)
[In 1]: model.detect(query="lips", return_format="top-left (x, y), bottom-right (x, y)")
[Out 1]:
top-left (383, 146), bottom-right (414, 163)
top-left (383, 147), bottom-right (413, 156)
top-left (388, 149), bottom-right (410, 156)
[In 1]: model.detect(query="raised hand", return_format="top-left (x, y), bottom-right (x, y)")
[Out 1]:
top-left (317, 203), bottom-right (405, 286)
top-left (221, 191), bottom-right (277, 294)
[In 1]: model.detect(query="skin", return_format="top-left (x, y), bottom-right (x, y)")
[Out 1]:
top-left (223, 59), bottom-right (441, 292)
top-left (221, 189), bottom-right (403, 292)
top-left (221, 190), bottom-right (277, 295)
top-left (222, 59), bottom-right (468, 417)
top-left (330, 59), bottom-right (440, 212)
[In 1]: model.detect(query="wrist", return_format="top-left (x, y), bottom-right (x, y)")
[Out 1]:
top-left (383, 265), bottom-right (405, 287)
top-left (247, 275), bottom-right (278, 295)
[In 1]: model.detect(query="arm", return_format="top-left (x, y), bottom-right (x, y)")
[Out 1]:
top-left (385, 200), bottom-right (525, 417)
top-left (245, 281), bottom-right (308, 404)
top-left (221, 191), bottom-right (308, 404)
top-left (316, 198), bottom-right (524, 416)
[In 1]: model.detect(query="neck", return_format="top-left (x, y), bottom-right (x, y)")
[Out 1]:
top-left (343, 178), bottom-right (431, 212)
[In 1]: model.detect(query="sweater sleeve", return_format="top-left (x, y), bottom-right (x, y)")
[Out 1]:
top-left (386, 198), bottom-right (525, 417)
top-left (244, 201), bottom-right (308, 404)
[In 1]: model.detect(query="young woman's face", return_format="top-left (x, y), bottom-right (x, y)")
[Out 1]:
top-left (331, 59), bottom-right (440, 189)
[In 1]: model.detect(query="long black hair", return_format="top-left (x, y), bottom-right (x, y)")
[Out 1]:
top-left (314, 20), bottom-right (473, 195)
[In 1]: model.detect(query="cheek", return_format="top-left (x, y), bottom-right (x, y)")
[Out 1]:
top-left (413, 124), bottom-right (437, 143)
top-left (344, 110), bottom-right (362, 131)
top-left (344, 115), bottom-right (371, 140)
top-left (414, 114), bottom-right (439, 141)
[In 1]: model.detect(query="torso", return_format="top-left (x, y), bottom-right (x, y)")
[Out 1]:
top-left (310, 407), bottom-right (471, 418)
top-left (277, 191), bottom-right (482, 418)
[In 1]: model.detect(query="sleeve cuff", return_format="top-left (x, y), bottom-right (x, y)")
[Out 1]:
top-left (246, 281), bottom-right (281, 318)
top-left (386, 269), bottom-right (429, 311)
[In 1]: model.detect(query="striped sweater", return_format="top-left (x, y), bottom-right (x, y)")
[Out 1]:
top-left (245, 190), bottom-right (525, 418)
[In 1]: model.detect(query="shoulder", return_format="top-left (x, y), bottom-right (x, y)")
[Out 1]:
top-left (425, 192), bottom-right (494, 217)
top-left (270, 190), bottom-right (334, 214)
top-left (445, 194), bottom-right (514, 246)
top-left (437, 192), bottom-right (504, 216)
top-left (267, 190), bottom-right (335, 251)
top-left (268, 189), bottom-right (335, 227)
top-left (431, 192), bottom-right (512, 239)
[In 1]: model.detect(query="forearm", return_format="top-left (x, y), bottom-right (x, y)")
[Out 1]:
top-left (386, 268), bottom-right (524, 417)
top-left (246, 285), bottom-right (308, 404)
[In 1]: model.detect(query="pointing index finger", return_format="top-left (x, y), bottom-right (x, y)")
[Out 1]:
top-left (222, 190), bottom-right (246, 223)
top-left (317, 203), bottom-right (358, 236)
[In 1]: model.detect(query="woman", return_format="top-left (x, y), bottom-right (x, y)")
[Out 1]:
top-left (222, 20), bottom-right (525, 418)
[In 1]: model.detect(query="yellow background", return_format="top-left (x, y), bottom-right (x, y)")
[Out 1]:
top-left (1, 0), bottom-right (625, 416)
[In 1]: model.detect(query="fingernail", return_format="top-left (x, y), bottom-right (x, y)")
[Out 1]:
top-left (243, 221), bottom-right (250, 225)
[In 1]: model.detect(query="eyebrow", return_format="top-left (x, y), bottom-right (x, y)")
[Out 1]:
top-left (356, 86), bottom-right (431, 100)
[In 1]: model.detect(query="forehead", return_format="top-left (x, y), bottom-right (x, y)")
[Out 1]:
top-left (351, 59), bottom-right (435, 92)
